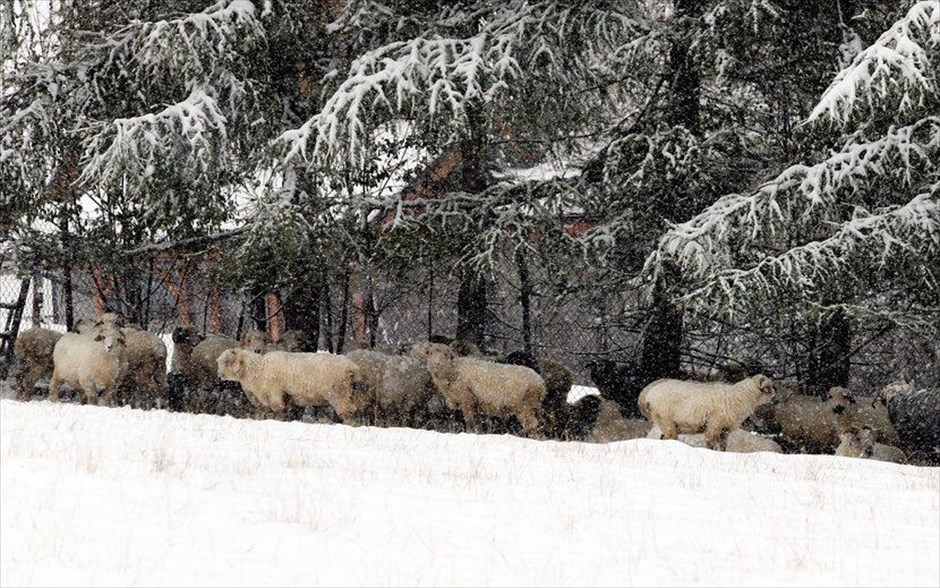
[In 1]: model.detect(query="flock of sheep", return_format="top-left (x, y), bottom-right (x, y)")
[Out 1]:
top-left (10, 314), bottom-right (940, 466)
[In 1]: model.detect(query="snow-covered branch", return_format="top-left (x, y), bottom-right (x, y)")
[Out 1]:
top-left (809, 1), bottom-right (939, 126)
top-left (677, 189), bottom-right (939, 308)
top-left (78, 87), bottom-right (228, 188)
top-left (279, 1), bottom-right (646, 168)
top-left (86, 0), bottom-right (264, 86)
top-left (652, 117), bottom-right (939, 281)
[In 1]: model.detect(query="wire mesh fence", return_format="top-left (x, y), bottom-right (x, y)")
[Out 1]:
top-left (2, 248), bottom-right (937, 391)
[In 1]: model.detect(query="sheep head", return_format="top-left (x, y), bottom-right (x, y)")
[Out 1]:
top-left (826, 386), bottom-right (856, 415)
top-left (172, 326), bottom-right (204, 347)
top-left (217, 348), bottom-right (248, 381)
top-left (750, 374), bottom-right (777, 405)
top-left (879, 380), bottom-right (912, 406)
top-left (93, 325), bottom-right (126, 352)
top-left (98, 312), bottom-right (127, 328)
top-left (74, 319), bottom-right (97, 334)
top-left (240, 330), bottom-right (269, 354)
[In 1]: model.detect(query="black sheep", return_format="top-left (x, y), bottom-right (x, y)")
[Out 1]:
top-left (564, 395), bottom-right (603, 441)
top-left (883, 383), bottom-right (940, 462)
top-left (500, 350), bottom-right (574, 438)
top-left (585, 359), bottom-right (646, 418)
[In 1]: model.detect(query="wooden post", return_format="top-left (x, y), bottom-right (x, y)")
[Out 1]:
top-left (31, 271), bottom-right (43, 327)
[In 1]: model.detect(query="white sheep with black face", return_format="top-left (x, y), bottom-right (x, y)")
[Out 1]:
top-left (638, 374), bottom-right (778, 450)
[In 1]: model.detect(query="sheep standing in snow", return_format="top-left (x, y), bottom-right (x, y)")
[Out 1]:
top-left (835, 426), bottom-right (907, 463)
top-left (416, 345), bottom-right (546, 438)
top-left (120, 327), bottom-right (169, 409)
top-left (345, 349), bottom-right (433, 427)
top-left (77, 319), bottom-right (169, 409)
top-left (48, 323), bottom-right (128, 406)
top-left (216, 348), bottom-right (365, 422)
top-left (639, 374), bottom-right (777, 450)
top-left (169, 326), bottom-right (203, 375)
top-left (12, 328), bottom-right (63, 400)
top-left (500, 351), bottom-right (574, 438)
top-left (564, 395), bottom-right (604, 441)
top-left (753, 390), bottom-right (839, 453)
top-left (167, 326), bottom-right (204, 412)
top-left (240, 330), bottom-right (269, 354)
top-left (13, 327), bottom-right (62, 400)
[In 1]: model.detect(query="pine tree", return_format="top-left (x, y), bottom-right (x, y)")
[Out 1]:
top-left (647, 1), bottom-right (939, 390)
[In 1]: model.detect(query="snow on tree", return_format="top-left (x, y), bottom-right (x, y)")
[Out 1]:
top-left (277, 0), bottom-right (651, 270)
top-left (648, 1), bottom-right (939, 336)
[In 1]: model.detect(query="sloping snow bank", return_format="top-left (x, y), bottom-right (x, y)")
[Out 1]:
top-left (1, 399), bottom-right (937, 587)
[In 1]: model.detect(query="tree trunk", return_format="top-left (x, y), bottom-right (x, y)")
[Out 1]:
top-left (456, 269), bottom-right (487, 348)
top-left (636, 0), bottom-right (702, 382)
top-left (665, 0), bottom-right (702, 135)
top-left (336, 268), bottom-right (350, 354)
top-left (320, 279), bottom-right (333, 353)
top-left (453, 103), bottom-right (491, 348)
top-left (807, 309), bottom-right (852, 397)
top-left (639, 266), bottom-right (684, 382)
top-left (283, 284), bottom-right (320, 352)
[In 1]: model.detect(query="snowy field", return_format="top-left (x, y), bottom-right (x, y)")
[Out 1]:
top-left (1, 397), bottom-right (937, 588)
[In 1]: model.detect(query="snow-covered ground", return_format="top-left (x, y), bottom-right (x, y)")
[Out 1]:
top-left (1, 399), bottom-right (937, 587)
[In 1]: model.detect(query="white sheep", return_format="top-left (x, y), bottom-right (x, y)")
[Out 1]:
top-left (75, 319), bottom-right (169, 409)
top-left (639, 374), bottom-right (777, 450)
top-left (48, 323), bottom-right (128, 406)
top-left (345, 349), bottom-right (433, 427)
top-left (189, 335), bottom-right (239, 390)
top-left (835, 426), bottom-right (907, 463)
top-left (216, 348), bottom-right (365, 422)
top-left (584, 397), bottom-right (652, 443)
top-left (415, 345), bottom-right (546, 438)
top-left (12, 327), bottom-right (63, 400)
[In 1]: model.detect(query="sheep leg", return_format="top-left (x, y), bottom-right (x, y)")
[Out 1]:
top-left (458, 401), bottom-right (478, 433)
top-left (15, 365), bottom-right (41, 401)
top-left (517, 408), bottom-right (541, 439)
top-left (47, 374), bottom-right (62, 403)
top-left (100, 382), bottom-right (117, 407)
top-left (704, 425), bottom-right (728, 451)
top-left (658, 420), bottom-right (679, 440)
top-left (331, 397), bottom-right (359, 425)
top-left (154, 368), bottom-right (169, 409)
top-left (135, 371), bottom-right (152, 409)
